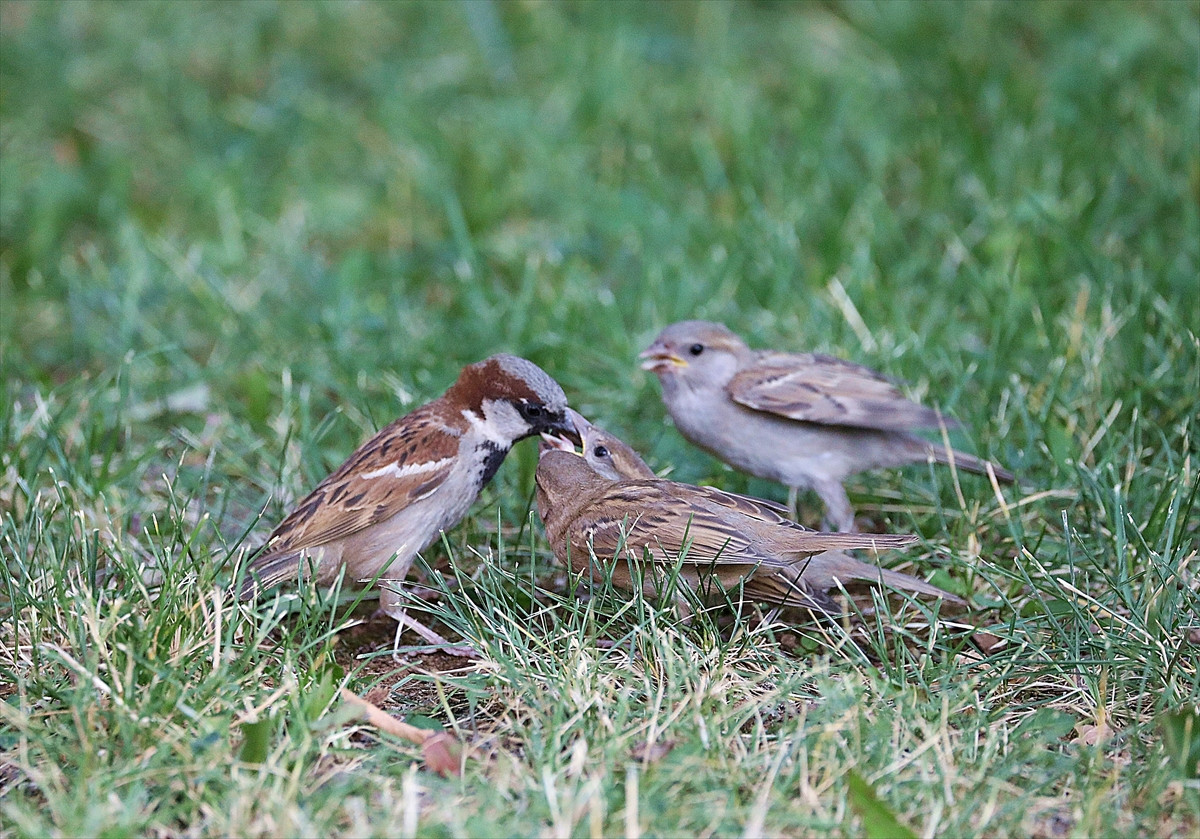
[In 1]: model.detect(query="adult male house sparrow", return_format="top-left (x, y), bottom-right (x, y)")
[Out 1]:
top-left (640, 320), bottom-right (1014, 532)
top-left (535, 445), bottom-right (961, 616)
top-left (240, 354), bottom-right (575, 645)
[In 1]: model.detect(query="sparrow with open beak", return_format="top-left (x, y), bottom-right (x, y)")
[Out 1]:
top-left (640, 320), bottom-right (1013, 531)
top-left (241, 354), bottom-right (577, 650)
top-left (536, 414), bottom-right (961, 616)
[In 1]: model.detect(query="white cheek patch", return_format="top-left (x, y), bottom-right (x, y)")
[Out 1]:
top-left (360, 457), bottom-right (454, 481)
top-left (463, 401), bottom-right (529, 445)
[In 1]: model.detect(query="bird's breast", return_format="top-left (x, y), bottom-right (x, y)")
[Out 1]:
top-left (477, 441), bottom-right (509, 487)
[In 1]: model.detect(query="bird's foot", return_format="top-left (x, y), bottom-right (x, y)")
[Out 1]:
top-left (377, 606), bottom-right (479, 660)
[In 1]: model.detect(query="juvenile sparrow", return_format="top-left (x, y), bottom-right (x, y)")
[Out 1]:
top-left (640, 320), bottom-right (1014, 531)
top-left (550, 408), bottom-right (656, 480)
top-left (534, 447), bottom-right (960, 616)
top-left (240, 354), bottom-right (576, 646)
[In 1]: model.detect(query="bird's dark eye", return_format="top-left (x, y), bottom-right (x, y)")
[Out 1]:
top-left (593, 445), bottom-right (610, 459)
top-left (689, 343), bottom-right (704, 356)
top-left (522, 402), bottom-right (544, 419)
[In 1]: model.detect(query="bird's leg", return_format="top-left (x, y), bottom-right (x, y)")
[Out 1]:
top-left (815, 479), bottom-right (857, 532)
top-left (787, 486), bottom-right (800, 522)
top-left (378, 586), bottom-right (479, 659)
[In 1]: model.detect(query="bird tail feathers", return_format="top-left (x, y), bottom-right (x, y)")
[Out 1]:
top-left (927, 445), bottom-right (1014, 484)
top-left (236, 550), bottom-right (306, 601)
top-left (797, 551), bottom-right (965, 606)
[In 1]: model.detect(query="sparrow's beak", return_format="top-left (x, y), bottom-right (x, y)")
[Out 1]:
top-left (565, 408), bottom-right (593, 439)
top-left (545, 407), bottom-right (582, 443)
top-left (639, 342), bottom-right (686, 372)
top-left (538, 407), bottom-right (586, 457)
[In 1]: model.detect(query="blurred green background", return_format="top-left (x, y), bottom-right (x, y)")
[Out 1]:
top-left (5, 2), bottom-right (1195, 383)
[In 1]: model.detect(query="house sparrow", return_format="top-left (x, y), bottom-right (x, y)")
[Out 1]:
top-left (240, 354), bottom-right (576, 648)
top-left (640, 320), bottom-right (1014, 531)
top-left (534, 446), bottom-right (961, 616)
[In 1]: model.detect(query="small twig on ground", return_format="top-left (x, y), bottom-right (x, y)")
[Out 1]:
top-left (339, 688), bottom-right (463, 777)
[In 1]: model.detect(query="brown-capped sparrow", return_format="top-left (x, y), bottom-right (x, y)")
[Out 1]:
top-left (240, 354), bottom-right (575, 652)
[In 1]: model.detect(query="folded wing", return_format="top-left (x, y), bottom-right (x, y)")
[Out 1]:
top-left (728, 351), bottom-right (956, 432)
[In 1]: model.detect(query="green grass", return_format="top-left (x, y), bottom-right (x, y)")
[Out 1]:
top-left (2, 0), bottom-right (1198, 835)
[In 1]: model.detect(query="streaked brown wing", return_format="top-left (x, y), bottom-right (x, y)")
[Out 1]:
top-left (568, 482), bottom-right (772, 568)
top-left (728, 351), bottom-right (955, 431)
top-left (567, 493), bottom-right (838, 612)
top-left (664, 484), bottom-right (918, 554)
top-left (264, 407), bottom-right (460, 553)
top-left (682, 484), bottom-right (794, 525)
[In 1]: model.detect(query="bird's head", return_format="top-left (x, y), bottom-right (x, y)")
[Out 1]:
top-left (575, 409), bottom-right (656, 481)
top-left (639, 320), bottom-right (749, 394)
top-left (449, 354), bottom-right (578, 446)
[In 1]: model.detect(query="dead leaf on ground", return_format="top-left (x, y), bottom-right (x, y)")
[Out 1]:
top-left (1074, 721), bottom-right (1114, 746)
